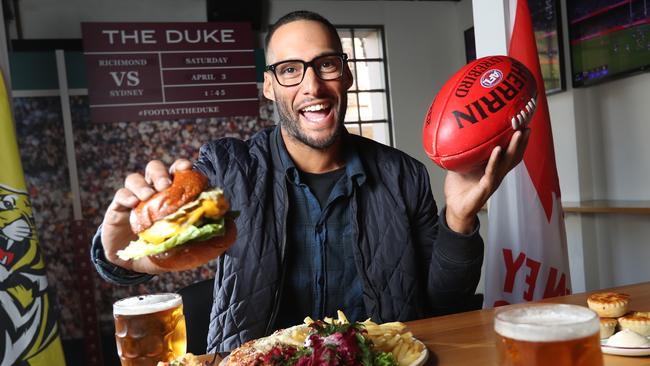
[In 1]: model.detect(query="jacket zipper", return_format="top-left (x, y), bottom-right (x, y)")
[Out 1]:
top-left (264, 181), bottom-right (289, 335)
top-left (350, 189), bottom-right (383, 321)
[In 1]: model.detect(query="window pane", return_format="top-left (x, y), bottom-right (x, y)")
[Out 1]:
top-left (338, 26), bottom-right (391, 147)
top-left (346, 123), bottom-right (361, 136)
top-left (355, 61), bottom-right (385, 90)
top-left (353, 29), bottom-right (383, 59)
top-left (348, 61), bottom-right (358, 91)
top-left (338, 29), bottom-right (355, 59)
top-left (360, 122), bottom-right (390, 145)
top-left (345, 92), bottom-right (360, 122)
top-left (358, 92), bottom-right (387, 121)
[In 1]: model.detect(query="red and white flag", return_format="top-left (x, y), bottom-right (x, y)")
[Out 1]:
top-left (483, 0), bottom-right (571, 307)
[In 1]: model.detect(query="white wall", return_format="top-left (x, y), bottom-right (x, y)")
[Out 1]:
top-left (564, 74), bottom-right (650, 290)
top-left (582, 75), bottom-right (650, 200)
top-left (553, 0), bottom-right (650, 291)
top-left (17, 0), bottom-right (206, 39)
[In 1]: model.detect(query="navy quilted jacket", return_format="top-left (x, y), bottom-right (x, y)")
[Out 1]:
top-left (194, 127), bottom-right (484, 353)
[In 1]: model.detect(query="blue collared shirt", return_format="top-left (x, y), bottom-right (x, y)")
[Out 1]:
top-left (274, 131), bottom-right (367, 329)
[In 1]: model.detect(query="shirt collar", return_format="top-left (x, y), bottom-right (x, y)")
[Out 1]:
top-left (274, 127), bottom-right (366, 188)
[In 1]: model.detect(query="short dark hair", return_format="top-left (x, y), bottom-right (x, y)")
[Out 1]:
top-left (264, 11), bottom-right (342, 56)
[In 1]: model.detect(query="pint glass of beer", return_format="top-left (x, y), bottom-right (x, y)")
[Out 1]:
top-left (113, 293), bottom-right (187, 366)
top-left (494, 303), bottom-right (603, 366)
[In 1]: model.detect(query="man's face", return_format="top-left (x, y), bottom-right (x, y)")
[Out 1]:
top-left (263, 20), bottom-right (353, 149)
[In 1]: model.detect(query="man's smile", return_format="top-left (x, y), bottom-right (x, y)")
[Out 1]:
top-left (299, 102), bottom-right (333, 123)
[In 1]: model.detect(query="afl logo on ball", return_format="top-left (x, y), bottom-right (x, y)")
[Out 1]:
top-left (480, 69), bottom-right (503, 88)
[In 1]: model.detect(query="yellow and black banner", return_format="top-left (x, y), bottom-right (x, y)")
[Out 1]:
top-left (0, 71), bottom-right (66, 365)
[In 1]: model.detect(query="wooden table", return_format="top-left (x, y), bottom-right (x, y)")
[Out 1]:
top-left (197, 281), bottom-right (650, 365)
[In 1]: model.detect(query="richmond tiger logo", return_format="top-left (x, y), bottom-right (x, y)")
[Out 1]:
top-left (0, 183), bottom-right (60, 365)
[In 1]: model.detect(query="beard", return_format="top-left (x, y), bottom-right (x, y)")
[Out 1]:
top-left (275, 98), bottom-right (346, 149)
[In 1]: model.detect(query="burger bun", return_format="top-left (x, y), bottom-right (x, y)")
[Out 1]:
top-left (130, 170), bottom-right (208, 234)
top-left (149, 218), bottom-right (237, 271)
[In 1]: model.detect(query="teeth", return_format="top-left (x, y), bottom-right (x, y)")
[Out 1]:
top-left (302, 103), bottom-right (328, 112)
top-left (511, 117), bottom-right (518, 130)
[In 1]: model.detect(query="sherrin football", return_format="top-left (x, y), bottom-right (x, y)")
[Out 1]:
top-left (422, 55), bottom-right (537, 172)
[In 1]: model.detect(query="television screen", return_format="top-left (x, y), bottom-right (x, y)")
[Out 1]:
top-left (530, 0), bottom-right (565, 93)
top-left (567, 0), bottom-right (650, 87)
top-left (464, 1), bottom-right (565, 94)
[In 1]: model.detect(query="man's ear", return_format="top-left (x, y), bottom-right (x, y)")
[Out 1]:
top-left (343, 65), bottom-right (354, 90)
top-left (263, 72), bottom-right (275, 101)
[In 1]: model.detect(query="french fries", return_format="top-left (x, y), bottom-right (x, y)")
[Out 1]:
top-left (361, 319), bottom-right (425, 366)
top-left (303, 311), bottom-right (425, 366)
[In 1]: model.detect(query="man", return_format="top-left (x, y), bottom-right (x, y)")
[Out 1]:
top-left (91, 11), bottom-right (530, 353)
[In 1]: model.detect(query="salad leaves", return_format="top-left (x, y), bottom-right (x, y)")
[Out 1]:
top-left (260, 321), bottom-right (398, 366)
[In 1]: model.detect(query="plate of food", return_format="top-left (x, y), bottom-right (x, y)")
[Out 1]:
top-left (586, 291), bottom-right (650, 357)
top-left (220, 311), bottom-right (428, 366)
top-left (601, 329), bottom-right (650, 357)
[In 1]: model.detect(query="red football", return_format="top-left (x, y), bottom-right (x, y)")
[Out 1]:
top-left (422, 55), bottom-right (537, 172)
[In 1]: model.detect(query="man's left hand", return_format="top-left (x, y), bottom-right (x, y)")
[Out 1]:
top-left (444, 129), bottom-right (531, 234)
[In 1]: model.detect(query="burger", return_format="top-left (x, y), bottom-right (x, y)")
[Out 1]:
top-left (117, 169), bottom-right (236, 271)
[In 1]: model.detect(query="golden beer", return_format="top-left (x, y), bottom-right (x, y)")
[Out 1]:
top-left (494, 303), bottom-right (603, 366)
top-left (113, 293), bottom-right (187, 366)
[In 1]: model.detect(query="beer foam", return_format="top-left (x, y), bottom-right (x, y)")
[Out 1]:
top-left (113, 293), bottom-right (182, 316)
top-left (494, 304), bottom-right (599, 342)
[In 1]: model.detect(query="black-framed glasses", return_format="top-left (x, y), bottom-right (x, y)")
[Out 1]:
top-left (265, 53), bottom-right (348, 87)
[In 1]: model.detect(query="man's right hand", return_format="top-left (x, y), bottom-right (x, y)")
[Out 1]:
top-left (100, 159), bottom-right (193, 274)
